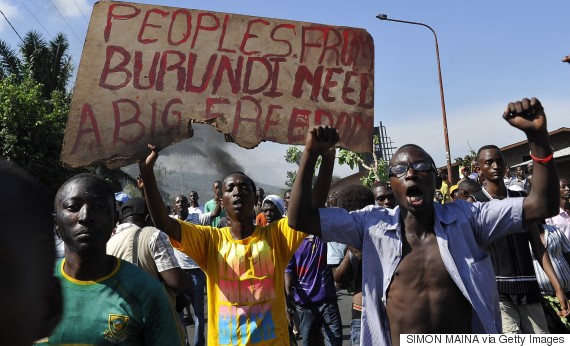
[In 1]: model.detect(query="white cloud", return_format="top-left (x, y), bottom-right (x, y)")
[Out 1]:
top-left (53, 0), bottom-right (91, 19)
top-left (0, 0), bottom-right (21, 33)
top-left (383, 96), bottom-right (570, 168)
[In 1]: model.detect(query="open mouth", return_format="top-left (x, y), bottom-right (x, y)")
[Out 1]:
top-left (406, 186), bottom-right (424, 206)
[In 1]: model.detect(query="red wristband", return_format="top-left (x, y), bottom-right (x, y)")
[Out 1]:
top-left (530, 152), bottom-right (553, 163)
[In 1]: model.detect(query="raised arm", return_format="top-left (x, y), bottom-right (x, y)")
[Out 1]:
top-left (502, 98), bottom-right (559, 221)
top-left (312, 147), bottom-right (336, 208)
top-left (138, 144), bottom-right (182, 242)
top-left (288, 126), bottom-right (339, 235)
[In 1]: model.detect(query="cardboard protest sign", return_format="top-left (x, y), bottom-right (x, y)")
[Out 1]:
top-left (62, 1), bottom-right (374, 168)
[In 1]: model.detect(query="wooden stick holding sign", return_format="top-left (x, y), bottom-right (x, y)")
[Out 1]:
top-left (62, 1), bottom-right (374, 168)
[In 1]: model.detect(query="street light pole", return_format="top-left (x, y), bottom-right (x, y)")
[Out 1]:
top-left (377, 14), bottom-right (453, 182)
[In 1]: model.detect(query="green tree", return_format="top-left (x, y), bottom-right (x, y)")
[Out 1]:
top-left (0, 31), bottom-right (73, 98)
top-left (0, 75), bottom-right (134, 200)
top-left (453, 147), bottom-right (477, 179)
top-left (0, 32), bottom-right (135, 200)
top-left (337, 135), bottom-right (388, 187)
top-left (284, 146), bottom-right (322, 187)
top-left (0, 76), bottom-right (70, 192)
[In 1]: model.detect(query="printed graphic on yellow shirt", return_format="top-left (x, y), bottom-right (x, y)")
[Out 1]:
top-left (217, 238), bottom-right (277, 344)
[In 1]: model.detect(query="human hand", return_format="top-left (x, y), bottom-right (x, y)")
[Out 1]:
top-left (304, 126), bottom-right (339, 156)
top-left (502, 98), bottom-right (547, 136)
top-left (556, 290), bottom-right (570, 317)
top-left (138, 144), bottom-right (159, 172)
top-left (563, 55), bottom-right (570, 64)
top-left (136, 174), bottom-right (144, 191)
top-left (347, 245), bottom-right (362, 261)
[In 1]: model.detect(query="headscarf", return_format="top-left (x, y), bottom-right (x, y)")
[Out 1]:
top-left (262, 195), bottom-right (286, 217)
top-left (114, 192), bottom-right (131, 203)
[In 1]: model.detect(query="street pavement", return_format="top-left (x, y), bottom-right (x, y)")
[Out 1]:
top-left (184, 289), bottom-right (355, 345)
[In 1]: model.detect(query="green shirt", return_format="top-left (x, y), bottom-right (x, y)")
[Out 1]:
top-left (204, 198), bottom-right (226, 227)
top-left (38, 258), bottom-right (184, 345)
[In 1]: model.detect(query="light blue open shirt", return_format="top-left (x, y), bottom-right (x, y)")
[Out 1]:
top-left (319, 198), bottom-right (524, 346)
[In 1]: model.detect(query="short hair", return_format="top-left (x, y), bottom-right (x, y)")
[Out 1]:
top-left (392, 144), bottom-right (437, 171)
top-left (337, 184), bottom-right (375, 212)
top-left (222, 171), bottom-right (256, 194)
top-left (371, 181), bottom-right (390, 190)
top-left (458, 178), bottom-right (481, 194)
top-left (476, 145), bottom-right (502, 160)
top-left (175, 194), bottom-right (188, 203)
top-left (55, 173), bottom-right (116, 211)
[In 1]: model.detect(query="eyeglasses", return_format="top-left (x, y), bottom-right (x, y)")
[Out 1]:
top-left (388, 161), bottom-right (434, 178)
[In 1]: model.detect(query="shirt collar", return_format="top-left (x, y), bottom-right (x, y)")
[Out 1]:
top-left (115, 222), bottom-right (137, 234)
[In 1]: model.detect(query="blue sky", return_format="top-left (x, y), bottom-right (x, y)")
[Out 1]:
top-left (1, 0), bottom-right (568, 187)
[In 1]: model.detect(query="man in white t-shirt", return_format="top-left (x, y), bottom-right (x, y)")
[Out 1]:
top-left (188, 191), bottom-right (204, 214)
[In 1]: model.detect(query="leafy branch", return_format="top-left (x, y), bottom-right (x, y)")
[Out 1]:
top-left (337, 135), bottom-right (388, 187)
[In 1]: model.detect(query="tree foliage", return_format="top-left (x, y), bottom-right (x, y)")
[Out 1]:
top-left (0, 75), bottom-right (134, 200)
top-left (283, 136), bottom-right (388, 188)
top-left (284, 146), bottom-right (322, 187)
top-left (0, 76), bottom-right (70, 192)
top-left (0, 31), bottom-right (73, 98)
top-left (337, 135), bottom-right (388, 187)
top-left (0, 31), bottom-right (133, 201)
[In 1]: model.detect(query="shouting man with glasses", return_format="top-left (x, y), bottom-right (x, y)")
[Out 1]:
top-left (288, 98), bottom-right (561, 346)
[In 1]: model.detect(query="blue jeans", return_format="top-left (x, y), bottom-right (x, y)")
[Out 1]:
top-left (350, 318), bottom-right (361, 346)
top-left (295, 301), bottom-right (343, 346)
top-left (184, 269), bottom-right (206, 346)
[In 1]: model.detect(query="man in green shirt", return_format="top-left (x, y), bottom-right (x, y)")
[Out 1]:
top-left (38, 173), bottom-right (184, 345)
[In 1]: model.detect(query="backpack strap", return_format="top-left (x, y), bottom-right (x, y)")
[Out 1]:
top-left (132, 227), bottom-right (143, 267)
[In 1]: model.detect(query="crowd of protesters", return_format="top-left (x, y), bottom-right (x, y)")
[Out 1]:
top-left (2, 96), bottom-right (569, 346)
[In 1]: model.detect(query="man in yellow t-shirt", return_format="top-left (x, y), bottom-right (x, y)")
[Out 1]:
top-left (139, 145), bottom-right (309, 345)
top-left (439, 170), bottom-right (451, 204)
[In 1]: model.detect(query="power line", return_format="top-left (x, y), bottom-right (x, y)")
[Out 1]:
top-left (47, 0), bottom-right (83, 44)
top-left (17, 0), bottom-right (52, 37)
top-left (72, 0), bottom-right (89, 24)
top-left (0, 9), bottom-right (24, 43)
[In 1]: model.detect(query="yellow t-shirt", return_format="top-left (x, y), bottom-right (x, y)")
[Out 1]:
top-left (440, 180), bottom-right (450, 204)
top-left (172, 217), bottom-right (306, 345)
